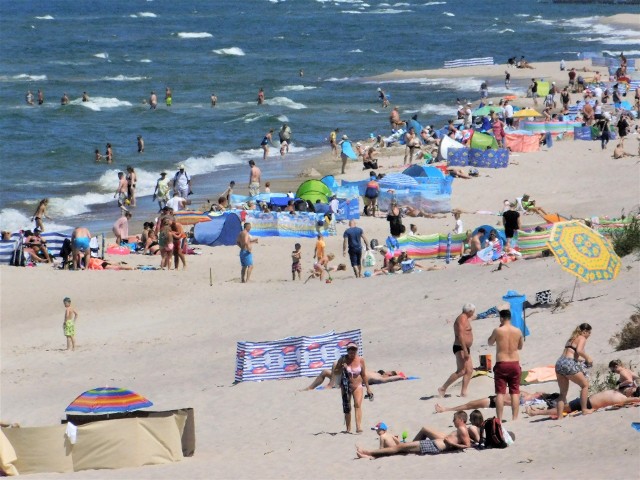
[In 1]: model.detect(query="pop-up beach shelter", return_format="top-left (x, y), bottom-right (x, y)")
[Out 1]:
top-left (193, 212), bottom-right (242, 246)
top-left (296, 179), bottom-right (332, 203)
top-left (470, 131), bottom-right (498, 150)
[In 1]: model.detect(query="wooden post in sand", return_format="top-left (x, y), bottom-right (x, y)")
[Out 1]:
top-left (209, 267), bottom-right (213, 286)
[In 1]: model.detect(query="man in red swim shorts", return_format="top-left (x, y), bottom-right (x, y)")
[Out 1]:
top-left (488, 309), bottom-right (524, 421)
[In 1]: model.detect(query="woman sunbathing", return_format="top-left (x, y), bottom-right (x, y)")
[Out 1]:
top-left (401, 206), bottom-right (446, 219)
top-left (303, 363), bottom-right (408, 390)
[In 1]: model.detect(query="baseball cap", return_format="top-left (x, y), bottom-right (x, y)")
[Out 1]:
top-left (371, 422), bottom-right (388, 431)
top-left (346, 342), bottom-right (358, 350)
top-left (179, 164), bottom-right (185, 169)
top-left (342, 134), bottom-right (348, 140)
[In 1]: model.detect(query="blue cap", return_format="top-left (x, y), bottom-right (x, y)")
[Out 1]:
top-left (372, 422), bottom-right (387, 431)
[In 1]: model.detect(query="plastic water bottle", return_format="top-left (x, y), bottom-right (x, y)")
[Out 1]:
top-left (446, 233), bottom-right (452, 264)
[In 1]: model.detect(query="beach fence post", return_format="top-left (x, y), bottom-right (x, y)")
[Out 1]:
top-left (210, 267), bottom-right (213, 286)
top-left (570, 277), bottom-right (579, 302)
top-left (446, 233), bottom-right (451, 264)
top-left (101, 234), bottom-right (105, 259)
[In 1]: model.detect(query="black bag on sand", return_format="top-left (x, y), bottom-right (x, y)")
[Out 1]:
top-left (480, 417), bottom-right (508, 449)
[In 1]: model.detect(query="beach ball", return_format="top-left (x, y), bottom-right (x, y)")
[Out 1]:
top-left (364, 270), bottom-right (372, 278)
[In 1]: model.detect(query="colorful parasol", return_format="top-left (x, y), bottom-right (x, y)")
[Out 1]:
top-left (513, 108), bottom-right (542, 118)
top-left (547, 220), bottom-right (621, 284)
top-left (65, 387), bottom-right (153, 414)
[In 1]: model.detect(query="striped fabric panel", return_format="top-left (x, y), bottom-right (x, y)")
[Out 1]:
top-left (444, 57), bottom-right (494, 68)
top-left (234, 330), bottom-right (362, 382)
top-left (0, 240), bottom-right (19, 264)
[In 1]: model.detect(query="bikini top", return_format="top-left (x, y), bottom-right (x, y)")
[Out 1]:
top-left (346, 362), bottom-right (362, 378)
top-left (564, 343), bottom-right (578, 352)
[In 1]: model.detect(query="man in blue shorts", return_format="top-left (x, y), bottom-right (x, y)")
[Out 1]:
top-left (343, 220), bottom-right (370, 278)
top-left (236, 222), bottom-right (258, 283)
top-left (71, 226), bottom-right (92, 270)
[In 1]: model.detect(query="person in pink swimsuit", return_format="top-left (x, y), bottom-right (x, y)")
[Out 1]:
top-left (336, 342), bottom-right (372, 433)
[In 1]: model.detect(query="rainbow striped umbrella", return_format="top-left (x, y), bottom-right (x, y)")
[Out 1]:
top-left (65, 387), bottom-right (153, 414)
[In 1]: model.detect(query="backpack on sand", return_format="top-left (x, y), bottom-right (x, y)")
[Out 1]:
top-left (480, 417), bottom-right (508, 449)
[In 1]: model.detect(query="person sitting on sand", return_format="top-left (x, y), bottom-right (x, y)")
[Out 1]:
top-left (458, 228), bottom-right (484, 264)
top-left (526, 387), bottom-right (640, 418)
top-left (356, 411), bottom-right (471, 459)
top-left (609, 359), bottom-right (639, 390)
top-left (401, 205), bottom-right (446, 219)
top-left (23, 229), bottom-right (51, 263)
top-left (362, 147), bottom-right (379, 170)
top-left (448, 167), bottom-right (472, 179)
top-left (613, 143), bottom-right (633, 159)
top-left (435, 390), bottom-right (556, 413)
top-left (519, 194), bottom-right (548, 216)
top-left (303, 362), bottom-right (408, 390)
top-left (305, 253), bottom-right (346, 282)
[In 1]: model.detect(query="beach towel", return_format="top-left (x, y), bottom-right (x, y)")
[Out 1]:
top-left (521, 366), bottom-right (557, 385)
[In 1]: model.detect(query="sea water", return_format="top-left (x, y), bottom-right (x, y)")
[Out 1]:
top-left (0, 0), bottom-right (637, 233)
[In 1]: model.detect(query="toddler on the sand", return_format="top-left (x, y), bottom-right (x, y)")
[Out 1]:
top-left (63, 297), bottom-right (78, 351)
top-left (291, 243), bottom-right (302, 280)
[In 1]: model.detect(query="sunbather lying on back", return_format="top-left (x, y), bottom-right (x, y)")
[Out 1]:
top-left (525, 387), bottom-right (640, 417)
top-left (302, 362), bottom-right (407, 390)
top-left (435, 390), bottom-right (553, 413)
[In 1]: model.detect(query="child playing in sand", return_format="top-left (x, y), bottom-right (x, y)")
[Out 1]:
top-left (264, 182), bottom-right (271, 194)
top-left (63, 297), bottom-right (78, 351)
top-left (291, 243), bottom-right (302, 280)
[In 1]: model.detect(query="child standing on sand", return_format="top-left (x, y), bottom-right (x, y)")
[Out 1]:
top-left (63, 297), bottom-right (78, 351)
top-left (291, 243), bottom-right (302, 280)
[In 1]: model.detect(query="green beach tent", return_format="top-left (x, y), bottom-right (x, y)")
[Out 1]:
top-left (470, 131), bottom-right (498, 150)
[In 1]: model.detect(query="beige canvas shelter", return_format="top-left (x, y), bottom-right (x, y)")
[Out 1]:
top-left (0, 408), bottom-right (194, 475)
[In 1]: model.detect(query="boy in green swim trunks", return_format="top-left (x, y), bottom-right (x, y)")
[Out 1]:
top-left (63, 297), bottom-right (78, 351)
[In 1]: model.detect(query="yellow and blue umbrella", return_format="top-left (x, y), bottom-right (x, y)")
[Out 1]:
top-left (547, 220), bottom-right (620, 283)
top-left (65, 387), bottom-right (153, 414)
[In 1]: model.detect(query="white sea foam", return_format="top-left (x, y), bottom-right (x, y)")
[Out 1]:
top-left (93, 52), bottom-right (109, 59)
top-left (35, 15), bottom-right (54, 20)
top-left (276, 85), bottom-right (317, 92)
top-left (515, 13), bottom-right (529, 17)
top-left (367, 9), bottom-right (411, 14)
top-left (528, 18), bottom-right (555, 26)
top-left (443, 26), bottom-right (452, 30)
top-left (424, 1), bottom-right (446, 5)
top-left (266, 96), bottom-right (307, 109)
top-left (178, 32), bottom-right (213, 39)
top-left (140, 59), bottom-right (152, 63)
top-left (70, 97), bottom-right (132, 112)
top-left (603, 49), bottom-right (640, 57)
top-left (350, 49), bottom-right (363, 53)
top-left (498, 29), bottom-right (514, 34)
top-left (277, 115), bottom-right (289, 123)
top-left (443, 11), bottom-right (455, 16)
top-left (12, 74), bottom-right (47, 82)
top-left (0, 209), bottom-right (71, 233)
top-left (415, 103), bottom-right (457, 116)
top-left (325, 77), bottom-right (351, 82)
top-left (213, 47), bottom-right (245, 56)
top-left (138, 12), bottom-right (157, 17)
top-left (102, 75), bottom-right (147, 81)
top-left (181, 152), bottom-right (245, 176)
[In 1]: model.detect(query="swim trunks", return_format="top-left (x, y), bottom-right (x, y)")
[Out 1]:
top-left (292, 261), bottom-right (301, 273)
top-left (348, 248), bottom-right (362, 268)
top-left (555, 356), bottom-right (583, 377)
top-left (249, 182), bottom-right (260, 197)
top-left (64, 320), bottom-right (75, 337)
top-left (568, 397), bottom-right (593, 413)
top-left (453, 344), bottom-right (464, 355)
top-left (419, 438), bottom-right (441, 455)
top-left (240, 249), bottom-right (253, 267)
top-left (488, 395), bottom-right (497, 409)
top-left (493, 361), bottom-right (522, 395)
top-left (73, 237), bottom-right (90, 251)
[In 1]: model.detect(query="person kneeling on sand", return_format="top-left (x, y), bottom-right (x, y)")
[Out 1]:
top-left (613, 143), bottom-right (633, 159)
top-left (525, 387), bottom-right (640, 417)
top-left (356, 411), bottom-right (471, 459)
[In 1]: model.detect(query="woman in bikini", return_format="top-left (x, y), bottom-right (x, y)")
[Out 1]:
top-left (555, 323), bottom-right (594, 419)
top-left (31, 198), bottom-right (51, 232)
top-left (336, 342), bottom-right (372, 433)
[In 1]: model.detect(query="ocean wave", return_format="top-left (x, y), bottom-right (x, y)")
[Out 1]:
top-left (350, 49), bottom-right (363, 53)
top-left (498, 29), bottom-right (514, 34)
top-left (266, 96), bottom-right (307, 109)
top-left (325, 77), bottom-right (351, 82)
top-left (527, 18), bottom-right (555, 26)
top-left (70, 97), bottom-right (132, 111)
top-left (12, 74), bottom-right (48, 82)
top-left (443, 11), bottom-right (455, 16)
top-left (415, 103), bottom-right (457, 116)
top-left (35, 15), bottom-right (54, 20)
top-left (181, 152), bottom-right (246, 176)
top-left (213, 47), bottom-right (245, 56)
top-left (276, 85), bottom-right (317, 92)
top-left (140, 58), bottom-right (152, 63)
top-left (515, 13), bottom-right (529, 17)
top-left (423, 1), bottom-right (446, 5)
top-left (0, 209), bottom-right (72, 233)
top-left (369, 9), bottom-right (412, 14)
top-left (93, 52), bottom-right (109, 59)
top-left (138, 12), bottom-right (157, 17)
top-left (443, 26), bottom-right (452, 30)
top-left (603, 49), bottom-right (640, 57)
top-left (178, 32), bottom-right (213, 39)
top-left (102, 75), bottom-right (148, 81)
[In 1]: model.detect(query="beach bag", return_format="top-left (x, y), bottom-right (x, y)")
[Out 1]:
top-left (401, 259), bottom-right (415, 273)
top-left (363, 250), bottom-right (376, 268)
top-left (480, 417), bottom-right (508, 449)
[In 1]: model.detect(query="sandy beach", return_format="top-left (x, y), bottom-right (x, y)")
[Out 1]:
top-left (2, 52), bottom-right (640, 479)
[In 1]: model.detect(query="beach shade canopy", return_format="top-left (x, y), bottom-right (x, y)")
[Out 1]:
top-left (172, 211), bottom-right (213, 226)
top-left (473, 105), bottom-right (503, 117)
top-left (547, 220), bottom-right (621, 283)
top-left (296, 179), bottom-right (332, 202)
top-left (470, 131), bottom-right (498, 150)
top-left (513, 108), bottom-right (542, 118)
top-left (321, 175), bottom-right (339, 190)
top-left (378, 173), bottom-right (419, 188)
top-left (65, 387), bottom-right (153, 415)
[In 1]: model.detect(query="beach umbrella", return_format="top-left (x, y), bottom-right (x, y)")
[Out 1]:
top-left (473, 105), bottom-right (503, 117)
top-left (546, 220), bottom-right (621, 300)
top-left (65, 387), bottom-right (153, 414)
top-left (172, 211), bottom-right (213, 225)
top-left (378, 173), bottom-right (419, 188)
top-left (513, 108), bottom-right (542, 118)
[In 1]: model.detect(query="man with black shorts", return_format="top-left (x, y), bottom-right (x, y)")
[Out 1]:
top-left (343, 220), bottom-right (369, 278)
top-left (439, 304), bottom-right (476, 398)
top-left (488, 309), bottom-right (524, 421)
top-left (502, 202), bottom-right (521, 248)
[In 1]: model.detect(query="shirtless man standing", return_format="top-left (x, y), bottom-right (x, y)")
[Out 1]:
top-left (114, 171), bottom-right (129, 210)
top-left (488, 309), bottom-right (524, 421)
top-left (248, 160), bottom-right (261, 197)
top-left (438, 304), bottom-right (476, 398)
top-left (149, 91), bottom-right (157, 109)
top-left (356, 411), bottom-right (471, 459)
top-left (237, 222), bottom-right (258, 283)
